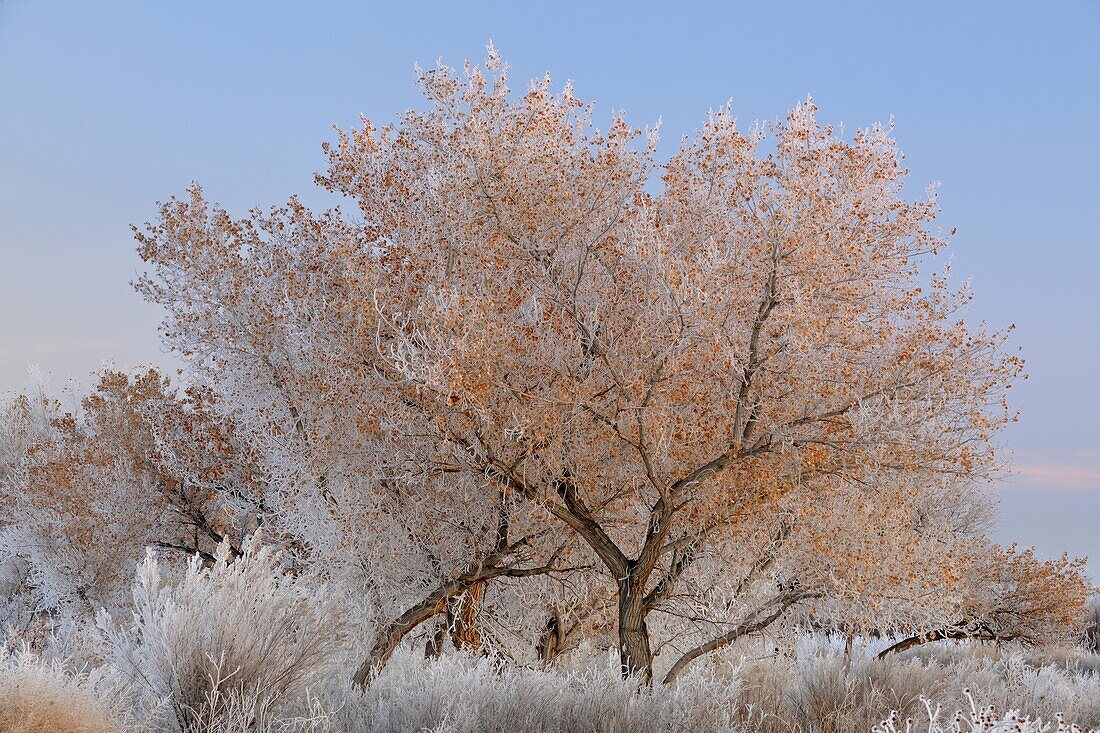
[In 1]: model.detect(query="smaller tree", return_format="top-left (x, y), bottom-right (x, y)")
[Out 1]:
top-left (0, 368), bottom-right (262, 626)
top-left (877, 542), bottom-right (1091, 657)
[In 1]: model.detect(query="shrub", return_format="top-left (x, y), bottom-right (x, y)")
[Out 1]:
top-left (725, 637), bottom-right (1100, 733)
top-left (98, 535), bottom-right (349, 733)
top-left (731, 647), bottom-right (949, 733)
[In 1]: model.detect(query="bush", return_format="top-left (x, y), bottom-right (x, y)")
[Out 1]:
top-left (12, 544), bottom-right (1100, 733)
top-left (720, 638), bottom-right (1100, 733)
top-left (98, 535), bottom-right (349, 733)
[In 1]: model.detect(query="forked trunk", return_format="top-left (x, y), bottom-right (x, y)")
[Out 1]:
top-left (354, 563), bottom-right (515, 688)
top-left (353, 581), bottom-right (470, 687)
top-left (617, 577), bottom-right (653, 682)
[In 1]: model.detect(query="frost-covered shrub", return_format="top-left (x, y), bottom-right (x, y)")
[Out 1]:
top-left (0, 644), bottom-right (128, 733)
top-left (8, 626), bottom-right (1100, 733)
top-left (719, 637), bottom-right (1100, 733)
top-left (731, 647), bottom-right (950, 733)
top-left (260, 642), bottom-right (1100, 733)
top-left (98, 535), bottom-right (349, 733)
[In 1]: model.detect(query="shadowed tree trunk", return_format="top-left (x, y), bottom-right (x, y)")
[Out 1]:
top-left (424, 618), bottom-right (447, 659)
top-left (536, 609), bottom-right (563, 663)
top-left (448, 580), bottom-right (486, 652)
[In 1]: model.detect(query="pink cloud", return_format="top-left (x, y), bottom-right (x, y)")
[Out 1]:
top-left (1006, 453), bottom-right (1100, 491)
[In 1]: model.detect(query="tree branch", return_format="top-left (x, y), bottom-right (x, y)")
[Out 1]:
top-left (662, 590), bottom-right (809, 684)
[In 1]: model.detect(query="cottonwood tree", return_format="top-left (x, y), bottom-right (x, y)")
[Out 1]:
top-left (317, 50), bottom-right (1026, 682)
top-left (137, 48), bottom-right (1049, 684)
top-left (135, 190), bottom-right (577, 682)
top-left (0, 369), bottom-right (261, 625)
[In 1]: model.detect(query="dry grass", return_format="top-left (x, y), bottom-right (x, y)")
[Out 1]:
top-left (9, 543), bottom-right (1100, 733)
top-left (730, 650), bottom-right (950, 733)
top-left (0, 645), bottom-right (122, 733)
top-left (322, 648), bottom-right (744, 733)
top-left (7, 634), bottom-right (1100, 733)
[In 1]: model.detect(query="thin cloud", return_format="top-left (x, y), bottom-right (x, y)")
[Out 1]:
top-left (1006, 455), bottom-right (1100, 491)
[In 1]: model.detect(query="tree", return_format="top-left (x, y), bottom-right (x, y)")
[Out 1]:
top-left (877, 542), bottom-right (1090, 658)
top-left (137, 48), bottom-right (1037, 684)
top-left (134, 188), bottom-right (577, 685)
top-left (0, 369), bottom-right (261, 626)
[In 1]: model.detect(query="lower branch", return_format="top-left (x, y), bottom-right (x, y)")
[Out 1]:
top-left (662, 591), bottom-right (806, 684)
top-left (876, 624), bottom-right (1010, 659)
top-left (150, 541), bottom-right (218, 565)
top-left (352, 558), bottom-right (574, 688)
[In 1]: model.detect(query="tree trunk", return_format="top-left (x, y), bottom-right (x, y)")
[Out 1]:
top-left (536, 608), bottom-right (563, 663)
top-left (617, 577), bottom-right (653, 682)
top-left (353, 599), bottom-right (445, 688)
top-left (447, 580), bottom-right (485, 652)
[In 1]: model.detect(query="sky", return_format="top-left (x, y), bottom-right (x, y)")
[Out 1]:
top-left (1, 1), bottom-right (1098, 573)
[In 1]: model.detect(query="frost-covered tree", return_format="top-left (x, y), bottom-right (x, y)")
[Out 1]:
top-left (0, 386), bottom-right (59, 630)
top-left (134, 48), bottom-right (1085, 685)
top-left (0, 369), bottom-right (262, 628)
top-left (134, 188), bottom-right (576, 681)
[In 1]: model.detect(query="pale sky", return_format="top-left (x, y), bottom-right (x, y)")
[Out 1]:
top-left (1, 1), bottom-right (1098, 574)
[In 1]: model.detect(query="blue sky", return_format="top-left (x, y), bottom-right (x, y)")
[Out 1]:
top-left (1, 1), bottom-right (1098, 571)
